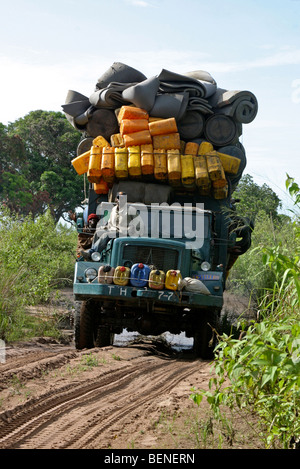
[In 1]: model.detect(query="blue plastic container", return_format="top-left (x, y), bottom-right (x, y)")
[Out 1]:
top-left (130, 263), bottom-right (151, 287)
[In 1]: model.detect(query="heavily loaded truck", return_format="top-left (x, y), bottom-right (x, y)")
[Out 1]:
top-left (64, 63), bottom-right (257, 358)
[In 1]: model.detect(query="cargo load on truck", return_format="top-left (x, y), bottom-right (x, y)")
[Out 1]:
top-left (62, 62), bottom-right (257, 358)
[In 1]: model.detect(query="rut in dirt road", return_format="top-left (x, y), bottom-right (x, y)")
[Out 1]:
top-left (0, 348), bottom-right (208, 450)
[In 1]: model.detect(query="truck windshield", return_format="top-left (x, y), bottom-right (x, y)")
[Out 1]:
top-left (97, 202), bottom-right (211, 250)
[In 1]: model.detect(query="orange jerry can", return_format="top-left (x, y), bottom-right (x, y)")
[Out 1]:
top-left (113, 266), bottom-right (131, 286)
top-left (101, 147), bottom-right (115, 184)
top-left (165, 270), bottom-right (182, 291)
top-left (98, 265), bottom-right (115, 284)
top-left (93, 178), bottom-right (109, 194)
top-left (149, 117), bottom-right (178, 136)
top-left (88, 145), bottom-right (102, 182)
top-left (120, 119), bottom-right (149, 136)
top-left (141, 148), bottom-right (154, 177)
top-left (167, 149), bottom-right (181, 187)
top-left (152, 133), bottom-right (181, 150)
top-left (154, 149), bottom-right (167, 182)
top-left (149, 269), bottom-right (165, 290)
top-left (123, 130), bottom-right (152, 147)
top-left (184, 142), bottom-right (199, 155)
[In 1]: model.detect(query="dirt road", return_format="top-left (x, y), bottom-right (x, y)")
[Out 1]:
top-left (0, 291), bottom-right (259, 450)
top-left (0, 337), bottom-right (217, 450)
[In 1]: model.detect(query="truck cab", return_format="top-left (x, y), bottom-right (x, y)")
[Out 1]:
top-left (73, 181), bottom-right (236, 358)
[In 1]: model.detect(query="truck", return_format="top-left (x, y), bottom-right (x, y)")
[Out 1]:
top-left (73, 172), bottom-right (248, 358)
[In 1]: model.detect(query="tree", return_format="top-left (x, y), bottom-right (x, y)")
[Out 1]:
top-left (2, 111), bottom-right (84, 222)
top-left (232, 174), bottom-right (282, 222)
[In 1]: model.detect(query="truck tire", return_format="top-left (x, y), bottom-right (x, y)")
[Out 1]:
top-left (74, 300), bottom-right (96, 350)
top-left (95, 326), bottom-right (115, 347)
top-left (193, 311), bottom-right (219, 359)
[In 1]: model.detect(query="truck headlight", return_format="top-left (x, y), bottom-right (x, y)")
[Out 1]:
top-left (201, 261), bottom-right (211, 271)
top-left (91, 251), bottom-right (101, 262)
top-left (85, 268), bottom-right (98, 281)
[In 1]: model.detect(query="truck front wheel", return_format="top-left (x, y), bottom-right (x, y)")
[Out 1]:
top-left (193, 311), bottom-right (219, 359)
top-left (74, 300), bottom-right (97, 350)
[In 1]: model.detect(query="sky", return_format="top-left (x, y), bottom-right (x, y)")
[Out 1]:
top-left (0, 0), bottom-right (299, 212)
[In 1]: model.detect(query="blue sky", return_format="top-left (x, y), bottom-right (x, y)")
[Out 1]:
top-left (0, 0), bottom-right (299, 211)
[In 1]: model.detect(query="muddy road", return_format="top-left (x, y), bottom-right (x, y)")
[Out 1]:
top-left (0, 292), bottom-right (259, 450)
top-left (0, 337), bottom-right (215, 450)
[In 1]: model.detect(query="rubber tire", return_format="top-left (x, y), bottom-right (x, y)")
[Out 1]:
top-left (95, 326), bottom-right (115, 347)
top-left (193, 311), bottom-right (219, 359)
top-left (74, 301), bottom-right (96, 350)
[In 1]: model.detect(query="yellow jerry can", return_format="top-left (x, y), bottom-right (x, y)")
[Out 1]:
top-left (149, 269), bottom-right (165, 290)
top-left (71, 150), bottom-right (90, 175)
top-left (115, 147), bottom-right (128, 179)
top-left (206, 152), bottom-right (224, 181)
top-left (181, 154), bottom-right (195, 188)
top-left (165, 270), bottom-right (182, 291)
top-left (113, 266), bottom-right (131, 286)
top-left (167, 149), bottom-right (181, 187)
top-left (128, 146), bottom-right (141, 178)
top-left (216, 151), bottom-right (241, 175)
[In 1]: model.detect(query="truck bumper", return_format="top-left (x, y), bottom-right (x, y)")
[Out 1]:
top-left (73, 281), bottom-right (223, 309)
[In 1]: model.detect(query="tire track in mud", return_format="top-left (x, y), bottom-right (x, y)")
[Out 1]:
top-left (0, 352), bottom-right (205, 449)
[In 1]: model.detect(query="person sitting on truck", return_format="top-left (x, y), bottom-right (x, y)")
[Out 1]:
top-left (76, 213), bottom-right (99, 256)
top-left (80, 192), bottom-right (130, 260)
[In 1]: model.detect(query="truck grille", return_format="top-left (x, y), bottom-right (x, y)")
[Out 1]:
top-left (122, 245), bottom-right (179, 271)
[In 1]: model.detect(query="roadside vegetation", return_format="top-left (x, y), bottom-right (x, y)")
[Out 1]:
top-left (191, 175), bottom-right (300, 449)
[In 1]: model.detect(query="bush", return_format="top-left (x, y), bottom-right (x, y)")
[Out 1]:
top-left (0, 207), bottom-right (77, 340)
top-left (191, 176), bottom-right (300, 449)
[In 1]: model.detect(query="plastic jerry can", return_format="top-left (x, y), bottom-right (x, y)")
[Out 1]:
top-left (118, 105), bottom-right (149, 122)
top-left (194, 156), bottom-right (211, 195)
top-left (98, 265), bottom-right (115, 284)
top-left (152, 133), bottom-right (181, 150)
top-left (184, 142), bottom-right (199, 155)
top-left (206, 152), bottom-right (224, 181)
top-left (101, 147), bottom-right (115, 184)
top-left (141, 151), bottom-right (154, 176)
top-left (165, 270), bottom-right (182, 291)
top-left (130, 263), bottom-right (151, 287)
top-left (181, 154), bottom-right (195, 188)
top-left (93, 178), bottom-right (109, 194)
top-left (110, 133), bottom-right (124, 147)
top-left (213, 184), bottom-right (228, 200)
top-left (115, 147), bottom-right (128, 179)
top-left (120, 119), bottom-right (149, 136)
top-left (71, 150), bottom-right (91, 175)
top-left (148, 117), bottom-right (178, 136)
top-left (113, 266), bottom-right (131, 286)
top-left (149, 269), bottom-right (165, 290)
top-left (154, 149), bottom-right (167, 181)
top-left (88, 145), bottom-right (102, 180)
top-left (128, 146), bottom-right (141, 178)
top-left (124, 130), bottom-right (152, 148)
top-left (93, 135), bottom-right (110, 147)
top-left (198, 141), bottom-right (214, 155)
top-left (216, 151), bottom-right (241, 175)
top-left (167, 150), bottom-right (181, 187)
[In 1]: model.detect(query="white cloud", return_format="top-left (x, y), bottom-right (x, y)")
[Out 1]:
top-left (125, 0), bottom-right (154, 6)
